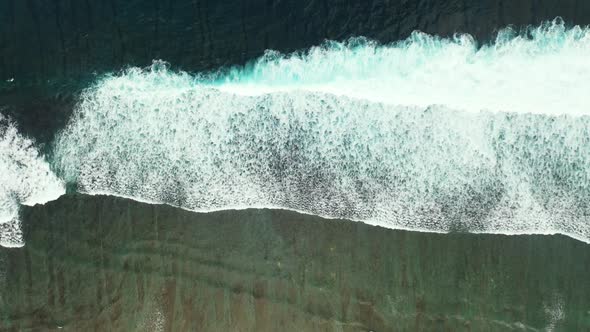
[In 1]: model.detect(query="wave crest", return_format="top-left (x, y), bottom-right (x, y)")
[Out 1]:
top-left (208, 18), bottom-right (590, 116)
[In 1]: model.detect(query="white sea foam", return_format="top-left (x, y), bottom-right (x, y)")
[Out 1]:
top-left (215, 18), bottom-right (590, 116)
top-left (0, 114), bottom-right (65, 247)
top-left (53, 20), bottom-right (590, 243)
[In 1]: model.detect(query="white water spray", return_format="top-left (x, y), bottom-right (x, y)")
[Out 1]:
top-left (0, 114), bottom-right (65, 247)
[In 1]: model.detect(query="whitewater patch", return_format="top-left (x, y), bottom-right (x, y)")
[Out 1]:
top-left (0, 114), bottom-right (65, 248)
top-left (213, 18), bottom-right (590, 116)
top-left (52, 19), bottom-right (590, 243)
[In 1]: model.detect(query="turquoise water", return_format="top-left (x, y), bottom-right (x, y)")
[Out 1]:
top-left (213, 19), bottom-right (589, 116)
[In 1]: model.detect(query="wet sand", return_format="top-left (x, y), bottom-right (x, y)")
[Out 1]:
top-left (1, 194), bottom-right (589, 331)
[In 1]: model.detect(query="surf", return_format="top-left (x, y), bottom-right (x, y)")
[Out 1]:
top-left (3, 19), bottom-right (590, 247)
top-left (213, 18), bottom-right (590, 116)
top-left (51, 20), bottom-right (590, 243)
top-left (0, 114), bottom-right (65, 247)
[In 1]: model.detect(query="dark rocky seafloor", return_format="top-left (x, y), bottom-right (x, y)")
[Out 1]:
top-left (1, 194), bottom-right (589, 331)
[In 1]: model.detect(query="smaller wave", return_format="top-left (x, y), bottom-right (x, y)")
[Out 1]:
top-left (0, 113), bottom-right (65, 247)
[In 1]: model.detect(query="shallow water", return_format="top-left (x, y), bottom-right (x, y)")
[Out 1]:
top-left (1, 194), bottom-right (589, 331)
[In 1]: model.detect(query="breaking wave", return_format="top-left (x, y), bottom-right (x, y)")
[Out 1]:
top-left (52, 19), bottom-right (590, 243)
top-left (215, 18), bottom-right (590, 116)
top-left (0, 114), bottom-right (65, 247)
